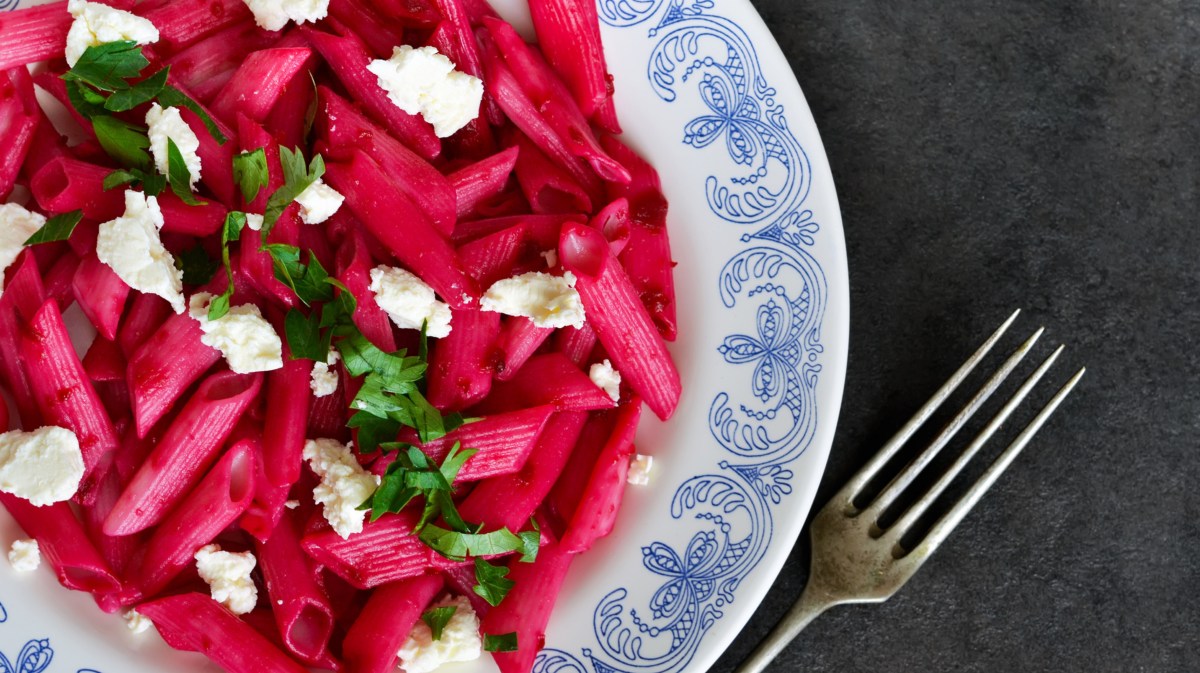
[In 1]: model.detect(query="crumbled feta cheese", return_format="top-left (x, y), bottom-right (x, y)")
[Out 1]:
top-left (294, 179), bottom-right (344, 225)
top-left (189, 293), bottom-right (284, 374)
top-left (369, 266), bottom-right (453, 338)
top-left (397, 595), bottom-right (482, 673)
top-left (7, 539), bottom-right (40, 572)
top-left (303, 439), bottom-right (381, 539)
top-left (310, 349), bottom-right (340, 398)
top-left (480, 271), bottom-right (586, 329)
top-left (0, 427), bottom-right (84, 507)
top-left (242, 0), bottom-right (330, 32)
top-left (589, 359), bottom-right (622, 403)
top-left (367, 45), bottom-right (484, 138)
top-left (540, 249), bottom-right (558, 268)
top-left (628, 454), bottom-right (654, 486)
top-left (124, 610), bottom-right (152, 634)
top-left (245, 213), bottom-right (264, 231)
top-left (146, 103), bottom-right (202, 188)
top-left (65, 0), bottom-right (160, 67)
top-left (0, 204), bottom-right (46, 299)
top-left (194, 545), bottom-right (258, 615)
top-left (284, 500), bottom-right (299, 510)
top-left (97, 190), bottom-right (185, 313)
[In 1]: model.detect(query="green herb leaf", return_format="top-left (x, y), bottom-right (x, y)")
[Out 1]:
top-left (421, 606), bottom-right (457, 641)
top-left (207, 291), bottom-right (232, 321)
top-left (224, 211), bottom-right (247, 244)
top-left (177, 244), bottom-right (220, 285)
top-left (104, 66), bottom-right (169, 112)
top-left (420, 525), bottom-right (526, 562)
top-left (473, 558), bottom-right (515, 607)
top-left (167, 137), bottom-right (205, 205)
top-left (23, 210), bottom-right (83, 245)
top-left (233, 148), bottom-right (269, 203)
top-left (62, 41), bottom-right (148, 92)
top-left (92, 115), bottom-right (151, 170)
top-left (102, 170), bottom-right (140, 191)
top-left (347, 411), bottom-right (401, 454)
top-left (208, 211), bottom-right (248, 321)
top-left (285, 308), bottom-right (332, 361)
top-left (518, 520), bottom-right (540, 563)
top-left (320, 279), bottom-right (358, 328)
top-left (66, 80), bottom-right (109, 119)
top-left (365, 456), bottom-right (422, 521)
top-left (102, 168), bottom-right (166, 195)
top-left (483, 632), bottom-right (519, 653)
top-left (261, 147), bottom-right (324, 237)
top-left (158, 84), bottom-right (228, 145)
top-left (336, 333), bottom-right (425, 385)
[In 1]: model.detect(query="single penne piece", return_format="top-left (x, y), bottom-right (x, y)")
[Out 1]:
top-left (449, 145), bottom-right (520, 219)
top-left (526, 0), bottom-right (620, 133)
top-left (0, 252), bottom-right (45, 429)
top-left (31, 156), bottom-right (126, 222)
top-left (127, 311), bottom-right (222, 437)
top-left (342, 574), bottom-right (444, 673)
top-left (262, 345), bottom-right (313, 489)
top-left (301, 511), bottom-right (440, 589)
top-left (0, 492), bottom-right (122, 595)
top-left (211, 48), bottom-right (315, 124)
top-left (456, 221), bottom-right (529, 291)
top-left (157, 191), bottom-right (228, 236)
top-left (141, 0), bottom-right (253, 52)
top-left (256, 510), bottom-right (337, 666)
top-left (492, 317), bottom-right (554, 383)
top-left (71, 253), bottom-right (131, 342)
top-left (116, 293), bottom-right (171, 357)
top-left (426, 306), bottom-right (501, 411)
top-left (474, 353), bottom-right (615, 414)
top-left (561, 399), bottom-right (641, 553)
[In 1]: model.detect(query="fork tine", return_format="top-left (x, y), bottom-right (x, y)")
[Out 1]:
top-left (862, 326), bottom-right (1046, 523)
top-left (838, 309), bottom-right (1022, 513)
top-left (905, 367), bottom-right (1086, 561)
top-left (882, 345), bottom-right (1065, 545)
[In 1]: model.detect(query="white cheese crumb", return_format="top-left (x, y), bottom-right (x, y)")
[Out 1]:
top-left (397, 595), bottom-right (483, 673)
top-left (242, 0), bottom-right (330, 32)
top-left (245, 213), bottom-right (264, 231)
top-left (540, 249), bottom-right (558, 268)
top-left (303, 439), bottom-right (381, 540)
top-left (65, 0), bottom-right (160, 67)
top-left (589, 359), bottom-right (622, 403)
top-left (294, 179), bottom-right (344, 225)
top-left (124, 609), bottom-right (152, 634)
top-left (189, 293), bottom-right (284, 374)
top-left (628, 454), bottom-right (654, 486)
top-left (194, 544), bottom-right (258, 615)
top-left (97, 190), bottom-right (185, 313)
top-left (0, 204), bottom-right (46, 299)
top-left (284, 500), bottom-right (299, 509)
top-left (145, 103), bottom-right (202, 188)
top-left (7, 539), bottom-right (41, 572)
top-left (367, 45), bottom-right (484, 138)
top-left (0, 427), bottom-right (85, 507)
top-left (310, 349), bottom-right (340, 398)
top-left (369, 266), bottom-right (453, 338)
top-left (480, 271), bottom-right (586, 329)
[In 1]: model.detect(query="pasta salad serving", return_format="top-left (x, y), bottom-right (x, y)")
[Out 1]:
top-left (0, 0), bottom-right (681, 672)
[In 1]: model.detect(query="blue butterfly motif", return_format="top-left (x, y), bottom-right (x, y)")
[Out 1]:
top-left (0, 638), bottom-right (53, 673)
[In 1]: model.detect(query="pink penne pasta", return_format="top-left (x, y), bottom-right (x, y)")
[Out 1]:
top-left (449, 145), bottom-right (519, 219)
top-left (212, 48), bottom-right (315, 124)
top-left (106, 370), bottom-right (263, 535)
top-left (426, 306), bottom-right (501, 411)
top-left (71, 253), bottom-right (130, 342)
top-left (157, 190), bottom-right (227, 236)
top-left (480, 533), bottom-right (574, 673)
top-left (165, 22), bottom-right (281, 103)
top-left (342, 574), bottom-right (443, 673)
top-left (526, 0), bottom-right (620, 133)
top-left (376, 404), bottom-right (556, 481)
top-left (21, 299), bottom-right (121, 503)
top-left (306, 381), bottom-right (349, 442)
top-left (132, 439), bottom-right (257, 598)
top-left (303, 27), bottom-right (441, 159)
top-left (20, 106), bottom-right (71, 179)
top-left (302, 511), bottom-right (439, 589)
top-left (328, 0), bottom-right (407, 57)
top-left (176, 83), bottom-right (239, 207)
top-left (602, 134), bottom-right (678, 340)
top-left (455, 220), bottom-right (528, 290)
top-left (116, 293), bottom-right (171, 357)
top-left (31, 156), bottom-right (125, 221)
top-left (559, 223), bottom-right (681, 420)
top-left (79, 452), bottom-right (140, 577)
top-left (457, 410), bottom-right (587, 532)
top-left (493, 317), bottom-right (554, 382)
top-left (372, 0), bottom-right (441, 25)
top-left (263, 64), bottom-right (317, 149)
top-left (0, 492), bottom-right (122, 595)
top-left (263, 347), bottom-right (313, 488)
top-left (0, 2), bottom-right (72, 71)
top-left (334, 225), bottom-right (398, 352)
top-left (0, 67), bottom-right (39, 200)
top-left (561, 399), bottom-right (640, 553)
top-left (474, 353), bottom-right (615, 414)
top-left (440, 562), bottom-right (493, 618)
top-left (510, 129), bottom-right (593, 214)
top-left (42, 248), bottom-right (79, 311)
top-left (555, 322), bottom-right (598, 367)
top-left (317, 87), bottom-right (457, 234)
top-left (137, 593), bottom-right (311, 673)
top-left (325, 151), bottom-right (478, 308)
top-left (127, 312), bottom-right (222, 437)
top-left (451, 213), bottom-right (576, 245)
top-left (0, 252), bottom-right (44, 429)
top-left (82, 337), bottom-right (126, 383)
top-left (238, 114), bottom-right (301, 308)
top-left (141, 0), bottom-right (253, 52)
top-left (257, 510), bottom-right (338, 665)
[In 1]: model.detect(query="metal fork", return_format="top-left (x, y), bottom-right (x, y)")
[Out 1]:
top-left (736, 309), bottom-right (1086, 673)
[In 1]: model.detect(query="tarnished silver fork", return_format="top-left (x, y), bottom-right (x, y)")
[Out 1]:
top-left (737, 310), bottom-right (1086, 673)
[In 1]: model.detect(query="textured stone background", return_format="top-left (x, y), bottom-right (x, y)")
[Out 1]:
top-left (712, 1), bottom-right (1200, 671)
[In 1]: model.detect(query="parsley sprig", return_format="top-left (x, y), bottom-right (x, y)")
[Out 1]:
top-left (421, 606), bottom-right (457, 641)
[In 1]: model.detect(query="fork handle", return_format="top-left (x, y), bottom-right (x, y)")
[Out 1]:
top-left (736, 585), bottom-right (835, 673)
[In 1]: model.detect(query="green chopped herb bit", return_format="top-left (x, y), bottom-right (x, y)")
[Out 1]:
top-left (177, 244), bottom-right (220, 286)
top-left (261, 147), bottom-right (324, 238)
top-left (166, 137), bottom-right (205, 206)
top-left (104, 66), bottom-right (169, 112)
top-left (23, 210), bottom-right (83, 245)
top-left (483, 632), bottom-right (519, 653)
top-left (208, 211), bottom-right (248, 321)
top-left (62, 41), bottom-right (148, 92)
top-left (92, 115), bottom-right (152, 170)
top-left (473, 558), bottom-right (515, 608)
top-left (233, 147), bottom-right (269, 203)
top-left (421, 605), bottom-right (457, 641)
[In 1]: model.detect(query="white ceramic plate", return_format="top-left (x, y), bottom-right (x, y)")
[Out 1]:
top-left (0, 1), bottom-right (848, 672)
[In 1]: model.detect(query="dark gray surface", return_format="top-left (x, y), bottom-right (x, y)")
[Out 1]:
top-left (713, 2), bottom-right (1200, 672)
